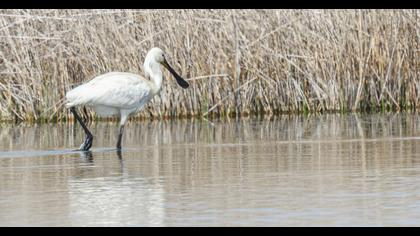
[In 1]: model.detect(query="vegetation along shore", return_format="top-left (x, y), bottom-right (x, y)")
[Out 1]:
top-left (0, 9), bottom-right (419, 122)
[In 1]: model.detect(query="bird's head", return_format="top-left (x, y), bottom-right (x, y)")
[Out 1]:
top-left (148, 47), bottom-right (165, 63)
top-left (146, 47), bottom-right (189, 89)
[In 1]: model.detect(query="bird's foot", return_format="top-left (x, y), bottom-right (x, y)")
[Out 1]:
top-left (79, 135), bottom-right (93, 151)
top-left (116, 140), bottom-right (122, 150)
top-left (116, 149), bottom-right (122, 160)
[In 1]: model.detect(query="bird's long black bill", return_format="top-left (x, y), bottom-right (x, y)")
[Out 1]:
top-left (162, 59), bottom-right (189, 89)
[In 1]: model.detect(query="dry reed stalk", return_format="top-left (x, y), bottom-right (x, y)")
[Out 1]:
top-left (0, 9), bottom-right (419, 122)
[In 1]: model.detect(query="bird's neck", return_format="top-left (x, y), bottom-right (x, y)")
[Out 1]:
top-left (144, 61), bottom-right (163, 95)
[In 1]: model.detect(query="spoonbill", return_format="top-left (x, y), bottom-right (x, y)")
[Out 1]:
top-left (65, 47), bottom-right (189, 151)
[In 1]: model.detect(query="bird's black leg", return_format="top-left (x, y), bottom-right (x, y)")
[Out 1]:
top-left (70, 107), bottom-right (93, 151)
top-left (116, 124), bottom-right (125, 150)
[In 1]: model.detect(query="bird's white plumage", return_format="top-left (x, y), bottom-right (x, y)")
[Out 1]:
top-left (65, 48), bottom-right (168, 120)
top-left (64, 47), bottom-right (189, 150)
top-left (66, 72), bottom-right (153, 117)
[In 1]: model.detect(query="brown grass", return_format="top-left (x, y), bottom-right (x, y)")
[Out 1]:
top-left (0, 9), bottom-right (419, 122)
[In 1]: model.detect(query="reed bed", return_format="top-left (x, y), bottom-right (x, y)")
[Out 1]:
top-left (0, 9), bottom-right (419, 122)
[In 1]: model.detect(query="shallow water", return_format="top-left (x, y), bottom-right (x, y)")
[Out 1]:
top-left (1, 113), bottom-right (420, 226)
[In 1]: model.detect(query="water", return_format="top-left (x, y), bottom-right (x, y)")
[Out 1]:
top-left (1, 113), bottom-right (420, 226)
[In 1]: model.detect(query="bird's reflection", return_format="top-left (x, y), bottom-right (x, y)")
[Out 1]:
top-left (78, 149), bottom-right (124, 168)
top-left (79, 150), bottom-right (93, 162)
top-left (116, 149), bottom-right (124, 172)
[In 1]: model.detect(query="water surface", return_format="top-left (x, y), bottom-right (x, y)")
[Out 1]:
top-left (1, 113), bottom-right (420, 226)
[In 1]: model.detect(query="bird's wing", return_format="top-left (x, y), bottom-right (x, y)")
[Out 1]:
top-left (66, 72), bottom-right (152, 109)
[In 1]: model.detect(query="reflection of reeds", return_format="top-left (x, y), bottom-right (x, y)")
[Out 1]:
top-left (0, 9), bottom-right (419, 122)
top-left (2, 113), bottom-right (420, 151)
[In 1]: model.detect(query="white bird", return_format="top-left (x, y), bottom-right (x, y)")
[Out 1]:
top-left (65, 47), bottom-right (189, 151)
